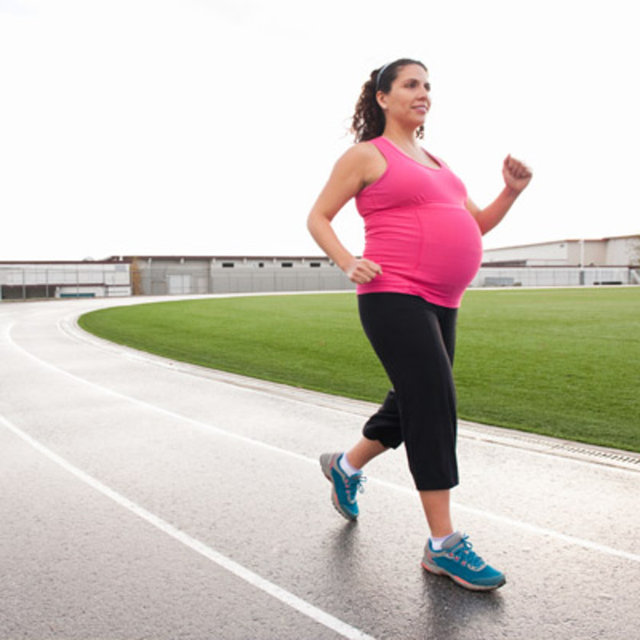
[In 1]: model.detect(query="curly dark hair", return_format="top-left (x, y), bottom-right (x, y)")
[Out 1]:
top-left (351, 58), bottom-right (428, 143)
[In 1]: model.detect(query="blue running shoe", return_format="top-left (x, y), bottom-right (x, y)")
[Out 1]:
top-left (319, 452), bottom-right (365, 521)
top-left (421, 532), bottom-right (506, 591)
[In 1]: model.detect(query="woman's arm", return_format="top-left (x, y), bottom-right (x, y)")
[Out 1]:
top-left (307, 145), bottom-right (383, 284)
top-left (466, 154), bottom-right (532, 235)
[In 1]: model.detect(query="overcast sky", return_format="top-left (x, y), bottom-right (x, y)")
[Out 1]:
top-left (1, 0), bottom-right (638, 261)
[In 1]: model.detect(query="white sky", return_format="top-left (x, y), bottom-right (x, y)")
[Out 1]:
top-left (1, 0), bottom-right (638, 261)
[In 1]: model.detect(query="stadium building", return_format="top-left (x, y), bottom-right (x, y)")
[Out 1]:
top-left (2, 235), bottom-right (638, 300)
top-left (0, 260), bottom-right (131, 301)
top-left (476, 235), bottom-right (640, 288)
top-left (482, 235), bottom-right (640, 268)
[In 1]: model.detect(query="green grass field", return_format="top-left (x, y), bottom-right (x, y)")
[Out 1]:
top-left (78, 288), bottom-right (640, 452)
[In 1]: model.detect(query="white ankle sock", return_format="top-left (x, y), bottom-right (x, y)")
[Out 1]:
top-left (429, 532), bottom-right (454, 551)
top-left (339, 453), bottom-right (360, 476)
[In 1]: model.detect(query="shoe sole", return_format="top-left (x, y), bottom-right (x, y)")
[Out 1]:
top-left (320, 455), bottom-right (358, 521)
top-left (421, 561), bottom-right (506, 592)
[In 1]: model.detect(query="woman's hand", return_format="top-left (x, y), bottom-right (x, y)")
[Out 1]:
top-left (503, 155), bottom-right (532, 195)
top-left (467, 155), bottom-right (532, 235)
top-left (345, 258), bottom-right (383, 284)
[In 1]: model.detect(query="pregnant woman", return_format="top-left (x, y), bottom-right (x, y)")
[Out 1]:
top-left (307, 58), bottom-right (532, 591)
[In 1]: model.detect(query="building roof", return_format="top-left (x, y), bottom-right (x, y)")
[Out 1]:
top-left (104, 255), bottom-right (331, 262)
top-left (484, 234), bottom-right (639, 253)
top-left (0, 260), bottom-right (126, 265)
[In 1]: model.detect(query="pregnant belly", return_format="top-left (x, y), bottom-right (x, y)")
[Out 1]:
top-left (363, 205), bottom-right (483, 302)
top-left (416, 205), bottom-right (483, 288)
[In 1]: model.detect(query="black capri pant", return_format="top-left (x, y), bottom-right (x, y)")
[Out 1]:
top-left (358, 293), bottom-right (459, 491)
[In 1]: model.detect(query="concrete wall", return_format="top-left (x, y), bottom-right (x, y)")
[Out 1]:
top-left (483, 242), bottom-right (570, 266)
top-left (606, 237), bottom-right (640, 266)
top-left (128, 256), bottom-right (355, 296)
top-left (566, 240), bottom-right (608, 267)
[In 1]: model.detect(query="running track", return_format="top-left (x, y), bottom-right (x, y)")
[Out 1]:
top-left (1, 296), bottom-right (639, 639)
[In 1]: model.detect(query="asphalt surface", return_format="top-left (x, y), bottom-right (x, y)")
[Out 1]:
top-left (1, 295), bottom-right (639, 640)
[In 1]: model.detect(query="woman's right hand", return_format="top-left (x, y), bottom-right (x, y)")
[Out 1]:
top-left (345, 258), bottom-right (383, 284)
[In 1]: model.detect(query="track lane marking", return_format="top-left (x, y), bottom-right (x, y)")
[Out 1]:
top-left (61, 312), bottom-right (640, 475)
top-left (6, 321), bottom-right (640, 565)
top-left (0, 413), bottom-right (376, 640)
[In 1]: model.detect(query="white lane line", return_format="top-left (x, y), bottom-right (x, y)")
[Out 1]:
top-left (0, 413), bottom-right (376, 640)
top-left (7, 322), bottom-right (640, 565)
top-left (61, 313), bottom-right (640, 476)
top-left (370, 477), bottom-right (640, 563)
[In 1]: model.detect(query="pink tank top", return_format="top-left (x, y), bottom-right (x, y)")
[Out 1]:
top-left (355, 136), bottom-right (483, 308)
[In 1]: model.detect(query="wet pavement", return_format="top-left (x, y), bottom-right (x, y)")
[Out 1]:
top-left (1, 296), bottom-right (639, 640)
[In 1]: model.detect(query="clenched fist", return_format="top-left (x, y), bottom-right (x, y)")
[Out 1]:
top-left (345, 258), bottom-right (383, 284)
top-left (503, 155), bottom-right (532, 194)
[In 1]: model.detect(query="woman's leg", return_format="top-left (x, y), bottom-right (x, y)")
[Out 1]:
top-left (356, 294), bottom-right (506, 590)
top-left (344, 436), bottom-right (388, 469)
top-left (417, 301), bottom-right (457, 537)
top-left (322, 293), bottom-right (457, 526)
top-left (358, 293), bottom-right (459, 494)
top-left (361, 390), bottom-right (404, 451)
top-left (419, 489), bottom-right (453, 538)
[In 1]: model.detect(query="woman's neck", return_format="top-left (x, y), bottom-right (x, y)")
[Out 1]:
top-left (382, 123), bottom-right (421, 151)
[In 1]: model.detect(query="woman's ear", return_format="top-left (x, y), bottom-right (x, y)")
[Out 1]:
top-left (375, 90), bottom-right (387, 111)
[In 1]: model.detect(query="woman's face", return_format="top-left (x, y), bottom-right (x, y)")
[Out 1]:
top-left (377, 64), bottom-right (431, 130)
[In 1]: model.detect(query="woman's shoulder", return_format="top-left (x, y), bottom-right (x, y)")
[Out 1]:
top-left (336, 139), bottom-right (384, 171)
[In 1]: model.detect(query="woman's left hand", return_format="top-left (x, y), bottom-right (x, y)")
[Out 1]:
top-left (503, 155), bottom-right (532, 195)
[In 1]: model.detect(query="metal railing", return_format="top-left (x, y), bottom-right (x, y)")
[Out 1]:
top-left (0, 265), bottom-right (131, 301)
